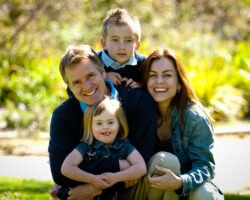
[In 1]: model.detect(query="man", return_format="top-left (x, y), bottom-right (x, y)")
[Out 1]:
top-left (49, 44), bottom-right (157, 200)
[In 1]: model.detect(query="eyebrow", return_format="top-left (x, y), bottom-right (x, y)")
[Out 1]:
top-left (110, 35), bottom-right (134, 39)
top-left (150, 69), bottom-right (174, 73)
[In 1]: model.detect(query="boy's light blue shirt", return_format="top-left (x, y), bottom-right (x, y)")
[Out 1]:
top-left (98, 50), bottom-right (137, 70)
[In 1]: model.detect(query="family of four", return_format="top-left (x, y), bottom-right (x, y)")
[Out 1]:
top-left (48, 8), bottom-right (224, 200)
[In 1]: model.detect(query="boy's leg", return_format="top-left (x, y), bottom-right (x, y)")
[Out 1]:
top-left (190, 181), bottom-right (224, 200)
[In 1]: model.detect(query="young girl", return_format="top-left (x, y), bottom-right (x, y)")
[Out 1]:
top-left (61, 97), bottom-right (147, 200)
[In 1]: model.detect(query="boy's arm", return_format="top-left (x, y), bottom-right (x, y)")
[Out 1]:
top-left (102, 149), bottom-right (147, 186)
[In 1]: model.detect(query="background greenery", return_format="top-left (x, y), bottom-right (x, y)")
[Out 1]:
top-left (0, 0), bottom-right (249, 134)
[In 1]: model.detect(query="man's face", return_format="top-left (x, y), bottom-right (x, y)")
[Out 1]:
top-left (101, 25), bottom-right (140, 65)
top-left (65, 58), bottom-right (107, 105)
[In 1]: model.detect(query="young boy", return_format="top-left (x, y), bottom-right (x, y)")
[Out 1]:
top-left (66, 8), bottom-right (145, 97)
top-left (98, 8), bottom-right (146, 88)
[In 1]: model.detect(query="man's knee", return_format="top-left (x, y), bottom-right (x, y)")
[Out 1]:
top-left (147, 151), bottom-right (181, 175)
top-left (190, 182), bottom-right (224, 200)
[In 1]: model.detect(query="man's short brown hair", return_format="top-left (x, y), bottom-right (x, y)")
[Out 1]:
top-left (59, 45), bottom-right (104, 84)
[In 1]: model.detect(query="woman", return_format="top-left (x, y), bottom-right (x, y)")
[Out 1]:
top-left (140, 49), bottom-right (224, 200)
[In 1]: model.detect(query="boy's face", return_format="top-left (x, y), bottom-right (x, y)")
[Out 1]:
top-left (101, 25), bottom-right (140, 65)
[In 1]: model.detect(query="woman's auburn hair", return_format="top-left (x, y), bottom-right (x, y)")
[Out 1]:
top-left (141, 49), bottom-right (212, 128)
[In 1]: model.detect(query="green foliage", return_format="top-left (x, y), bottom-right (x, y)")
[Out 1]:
top-left (0, 0), bottom-right (249, 132)
top-left (0, 176), bottom-right (53, 200)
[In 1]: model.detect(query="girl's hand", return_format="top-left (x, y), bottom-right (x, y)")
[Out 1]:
top-left (102, 172), bottom-right (119, 186)
top-left (92, 175), bottom-right (110, 189)
top-left (148, 166), bottom-right (183, 191)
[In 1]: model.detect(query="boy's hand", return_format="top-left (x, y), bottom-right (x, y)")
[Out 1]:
top-left (122, 77), bottom-right (142, 88)
top-left (102, 172), bottom-right (119, 186)
top-left (106, 72), bottom-right (122, 85)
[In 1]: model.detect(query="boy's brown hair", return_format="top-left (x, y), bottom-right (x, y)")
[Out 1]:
top-left (102, 8), bottom-right (141, 41)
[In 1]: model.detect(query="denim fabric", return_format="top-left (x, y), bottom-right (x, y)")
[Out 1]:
top-left (76, 138), bottom-right (135, 161)
top-left (169, 104), bottom-right (215, 196)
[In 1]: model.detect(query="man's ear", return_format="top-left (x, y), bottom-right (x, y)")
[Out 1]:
top-left (101, 38), bottom-right (107, 51)
top-left (135, 41), bottom-right (141, 51)
top-left (102, 69), bottom-right (107, 79)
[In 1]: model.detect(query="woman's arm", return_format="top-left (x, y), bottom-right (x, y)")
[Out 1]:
top-left (178, 108), bottom-right (215, 196)
top-left (102, 149), bottom-right (147, 186)
top-left (61, 149), bottom-right (110, 189)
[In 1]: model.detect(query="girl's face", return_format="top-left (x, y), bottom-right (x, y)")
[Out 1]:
top-left (92, 110), bottom-right (119, 145)
top-left (147, 57), bottom-right (181, 104)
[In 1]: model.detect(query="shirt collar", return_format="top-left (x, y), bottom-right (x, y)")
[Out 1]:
top-left (92, 138), bottom-right (124, 149)
top-left (79, 80), bottom-right (118, 112)
top-left (101, 50), bottom-right (137, 70)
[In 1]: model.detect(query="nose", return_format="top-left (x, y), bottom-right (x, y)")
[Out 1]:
top-left (156, 75), bottom-right (164, 83)
top-left (118, 41), bottom-right (125, 49)
top-left (81, 80), bottom-right (92, 91)
top-left (103, 123), bottom-right (109, 129)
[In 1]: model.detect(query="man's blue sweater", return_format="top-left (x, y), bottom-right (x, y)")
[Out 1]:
top-left (49, 85), bottom-right (157, 187)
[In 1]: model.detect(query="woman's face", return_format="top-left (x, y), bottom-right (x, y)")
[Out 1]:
top-left (147, 57), bottom-right (181, 104)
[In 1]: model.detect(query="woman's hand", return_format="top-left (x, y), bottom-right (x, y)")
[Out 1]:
top-left (68, 184), bottom-right (102, 200)
top-left (148, 166), bottom-right (183, 191)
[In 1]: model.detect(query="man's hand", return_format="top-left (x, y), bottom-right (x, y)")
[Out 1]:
top-left (68, 184), bottom-right (102, 200)
top-left (124, 179), bottom-right (140, 188)
top-left (49, 183), bottom-right (61, 199)
top-left (106, 72), bottom-right (122, 85)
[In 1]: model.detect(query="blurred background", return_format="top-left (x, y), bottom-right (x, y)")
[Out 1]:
top-left (0, 0), bottom-right (249, 136)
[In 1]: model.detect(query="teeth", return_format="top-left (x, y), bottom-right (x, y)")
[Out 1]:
top-left (102, 132), bottom-right (110, 136)
top-left (85, 89), bottom-right (96, 96)
top-left (155, 88), bottom-right (167, 92)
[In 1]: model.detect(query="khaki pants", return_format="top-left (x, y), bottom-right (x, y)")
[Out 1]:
top-left (121, 152), bottom-right (224, 200)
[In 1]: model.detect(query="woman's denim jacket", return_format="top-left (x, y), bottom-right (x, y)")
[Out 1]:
top-left (170, 104), bottom-right (215, 196)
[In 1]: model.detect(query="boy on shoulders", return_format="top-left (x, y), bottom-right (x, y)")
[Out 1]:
top-left (98, 8), bottom-right (146, 88)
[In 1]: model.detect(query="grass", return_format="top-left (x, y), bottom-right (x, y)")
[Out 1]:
top-left (0, 176), bottom-right (53, 200)
top-left (0, 176), bottom-right (249, 199)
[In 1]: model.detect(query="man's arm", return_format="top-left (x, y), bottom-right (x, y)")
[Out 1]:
top-left (122, 88), bottom-right (157, 162)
